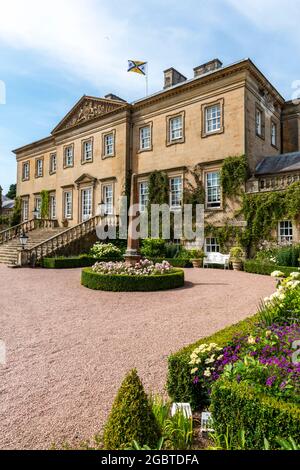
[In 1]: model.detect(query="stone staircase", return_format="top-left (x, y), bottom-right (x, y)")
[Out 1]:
top-left (0, 227), bottom-right (65, 265)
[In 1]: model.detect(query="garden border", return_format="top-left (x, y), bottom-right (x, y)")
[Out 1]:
top-left (244, 260), bottom-right (298, 277)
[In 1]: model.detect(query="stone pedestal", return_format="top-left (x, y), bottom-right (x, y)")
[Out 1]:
top-left (123, 249), bottom-right (141, 266)
top-left (17, 248), bottom-right (29, 267)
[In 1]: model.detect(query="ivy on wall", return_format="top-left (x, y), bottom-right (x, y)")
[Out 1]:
top-left (40, 190), bottom-right (50, 219)
top-left (148, 171), bottom-right (169, 206)
top-left (220, 154), bottom-right (248, 198)
top-left (183, 165), bottom-right (205, 206)
top-left (10, 196), bottom-right (21, 227)
top-left (205, 223), bottom-right (244, 252)
top-left (241, 181), bottom-right (300, 249)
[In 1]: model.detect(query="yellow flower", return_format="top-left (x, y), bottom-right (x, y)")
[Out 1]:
top-left (191, 368), bottom-right (198, 375)
top-left (248, 336), bottom-right (256, 345)
top-left (204, 369), bottom-right (211, 377)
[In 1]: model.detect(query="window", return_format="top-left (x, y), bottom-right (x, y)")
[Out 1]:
top-left (50, 153), bottom-right (57, 174)
top-left (34, 197), bottom-right (42, 219)
top-left (139, 181), bottom-right (149, 212)
top-left (103, 184), bottom-right (113, 215)
top-left (206, 104), bottom-right (221, 134)
top-left (170, 177), bottom-right (182, 209)
top-left (206, 171), bottom-right (221, 208)
top-left (22, 162), bottom-right (30, 181)
top-left (169, 116), bottom-right (183, 142)
top-left (64, 145), bottom-right (74, 167)
top-left (140, 126), bottom-right (151, 150)
top-left (81, 188), bottom-right (92, 221)
top-left (82, 140), bottom-right (93, 162)
top-left (278, 221), bottom-right (293, 244)
top-left (50, 195), bottom-right (56, 219)
top-left (36, 159), bottom-right (43, 178)
top-left (22, 198), bottom-right (29, 222)
top-left (255, 105), bottom-right (265, 138)
top-left (205, 237), bottom-right (220, 254)
top-left (104, 133), bottom-right (114, 157)
top-left (64, 191), bottom-right (72, 219)
top-left (271, 121), bottom-right (277, 147)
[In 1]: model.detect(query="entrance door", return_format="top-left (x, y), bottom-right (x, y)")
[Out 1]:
top-left (81, 188), bottom-right (92, 222)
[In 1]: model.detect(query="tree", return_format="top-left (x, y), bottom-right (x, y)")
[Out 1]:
top-left (6, 184), bottom-right (16, 200)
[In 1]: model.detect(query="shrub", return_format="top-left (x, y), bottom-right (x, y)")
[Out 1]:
top-left (244, 260), bottom-right (297, 277)
top-left (42, 256), bottom-right (96, 269)
top-left (230, 246), bottom-right (244, 261)
top-left (150, 258), bottom-right (193, 268)
top-left (167, 314), bottom-right (259, 409)
top-left (210, 378), bottom-right (300, 449)
top-left (81, 268), bottom-right (184, 292)
top-left (103, 369), bottom-right (161, 450)
top-left (140, 238), bottom-right (167, 258)
top-left (89, 242), bottom-right (122, 260)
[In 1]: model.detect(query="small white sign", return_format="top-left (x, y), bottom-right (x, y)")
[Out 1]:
top-left (201, 411), bottom-right (214, 433)
top-left (171, 403), bottom-right (192, 419)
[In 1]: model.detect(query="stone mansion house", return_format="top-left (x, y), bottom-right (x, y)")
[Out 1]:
top-left (12, 58), bottom-right (300, 260)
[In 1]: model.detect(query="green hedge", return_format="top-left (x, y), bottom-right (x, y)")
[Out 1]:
top-left (210, 379), bottom-right (300, 449)
top-left (42, 255), bottom-right (122, 269)
top-left (167, 314), bottom-right (259, 409)
top-left (244, 260), bottom-right (298, 277)
top-left (150, 258), bottom-right (193, 268)
top-left (81, 268), bottom-right (185, 292)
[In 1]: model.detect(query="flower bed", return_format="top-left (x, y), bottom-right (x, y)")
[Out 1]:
top-left (81, 260), bottom-right (184, 292)
top-left (168, 271), bottom-right (300, 408)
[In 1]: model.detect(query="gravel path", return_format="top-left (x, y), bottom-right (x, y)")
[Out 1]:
top-left (0, 265), bottom-right (275, 449)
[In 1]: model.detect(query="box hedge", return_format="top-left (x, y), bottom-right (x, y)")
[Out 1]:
top-left (150, 258), bottom-right (193, 268)
top-left (42, 255), bottom-right (122, 269)
top-left (244, 260), bottom-right (298, 277)
top-left (81, 267), bottom-right (185, 292)
top-left (210, 378), bottom-right (300, 449)
top-left (167, 314), bottom-right (259, 409)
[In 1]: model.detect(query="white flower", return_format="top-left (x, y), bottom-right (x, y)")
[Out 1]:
top-left (191, 368), bottom-right (198, 375)
top-left (205, 355), bottom-right (215, 364)
top-left (271, 271), bottom-right (285, 278)
top-left (248, 336), bottom-right (256, 345)
top-left (204, 369), bottom-right (212, 377)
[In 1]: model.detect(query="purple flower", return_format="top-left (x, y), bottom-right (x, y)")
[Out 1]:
top-left (266, 376), bottom-right (277, 387)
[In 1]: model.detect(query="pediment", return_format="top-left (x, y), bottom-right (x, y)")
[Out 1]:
top-left (52, 96), bottom-right (126, 134)
top-left (75, 173), bottom-right (98, 188)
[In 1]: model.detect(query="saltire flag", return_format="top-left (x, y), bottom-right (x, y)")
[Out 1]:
top-left (128, 60), bottom-right (147, 76)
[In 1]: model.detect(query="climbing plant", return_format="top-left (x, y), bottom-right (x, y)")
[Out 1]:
top-left (240, 181), bottom-right (300, 249)
top-left (205, 223), bottom-right (244, 252)
top-left (40, 190), bottom-right (50, 219)
top-left (183, 165), bottom-right (205, 206)
top-left (10, 196), bottom-right (21, 227)
top-left (220, 154), bottom-right (248, 198)
top-left (147, 170), bottom-right (169, 206)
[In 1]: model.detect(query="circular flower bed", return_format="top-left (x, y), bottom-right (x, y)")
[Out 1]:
top-left (81, 259), bottom-right (185, 292)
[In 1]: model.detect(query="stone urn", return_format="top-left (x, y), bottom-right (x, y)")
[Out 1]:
top-left (191, 258), bottom-right (203, 268)
top-left (230, 246), bottom-right (244, 271)
top-left (231, 260), bottom-right (243, 271)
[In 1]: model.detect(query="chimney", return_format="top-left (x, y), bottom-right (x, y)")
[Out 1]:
top-left (164, 68), bottom-right (187, 89)
top-left (193, 59), bottom-right (223, 78)
top-left (104, 93), bottom-right (126, 103)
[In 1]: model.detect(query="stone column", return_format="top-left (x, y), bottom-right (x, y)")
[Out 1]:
top-left (17, 248), bottom-right (29, 267)
top-left (124, 173), bottom-right (141, 266)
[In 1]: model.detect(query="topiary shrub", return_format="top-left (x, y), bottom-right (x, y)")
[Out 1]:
top-left (81, 268), bottom-right (185, 292)
top-left (103, 369), bottom-right (161, 450)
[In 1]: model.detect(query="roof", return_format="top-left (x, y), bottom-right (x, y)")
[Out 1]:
top-left (2, 195), bottom-right (15, 210)
top-left (255, 152), bottom-right (300, 175)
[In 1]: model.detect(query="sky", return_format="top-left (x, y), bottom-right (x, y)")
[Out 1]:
top-left (0, 0), bottom-right (300, 193)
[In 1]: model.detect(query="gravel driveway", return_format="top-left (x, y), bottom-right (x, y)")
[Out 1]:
top-left (0, 265), bottom-right (275, 449)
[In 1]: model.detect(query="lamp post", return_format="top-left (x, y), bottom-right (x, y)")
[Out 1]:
top-left (19, 230), bottom-right (29, 250)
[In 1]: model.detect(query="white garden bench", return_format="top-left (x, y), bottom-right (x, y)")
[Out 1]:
top-left (203, 252), bottom-right (230, 269)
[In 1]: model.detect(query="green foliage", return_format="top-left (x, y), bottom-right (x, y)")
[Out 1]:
top-left (188, 249), bottom-right (205, 259)
top-left (10, 196), bottom-right (21, 227)
top-left (244, 260), bottom-right (297, 277)
top-left (103, 369), bottom-right (161, 450)
top-left (205, 224), bottom-right (244, 252)
top-left (241, 181), bottom-right (300, 249)
top-left (140, 238), bottom-right (166, 258)
top-left (148, 171), bottom-right (169, 206)
top-left (210, 378), bottom-right (300, 450)
top-left (167, 314), bottom-right (259, 409)
top-left (42, 255), bottom-right (121, 269)
top-left (40, 190), bottom-right (50, 219)
top-left (6, 184), bottom-right (16, 200)
top-left (258, 284), bottom-right (300, 326)
top-left (89, 242), bottom-right (122, 260)
top-left (126, 438), bottom-right (165, 451)
top-left (149, 257), bottom-right (192, 268)
top-left (81, 267), bottom-right (185, 292)
top-left (229, 246), bottom-right (244, 260)
top-left (221, 155), bottom-right (248, 197)
top-left (275, 245), bottom-right (300, 267)
top-left (0, 215), bottom-right (9, 226)
top-left (208, 428), bottom-right (247, 450)
top-left (183, 165), bottom-right (205, 206)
